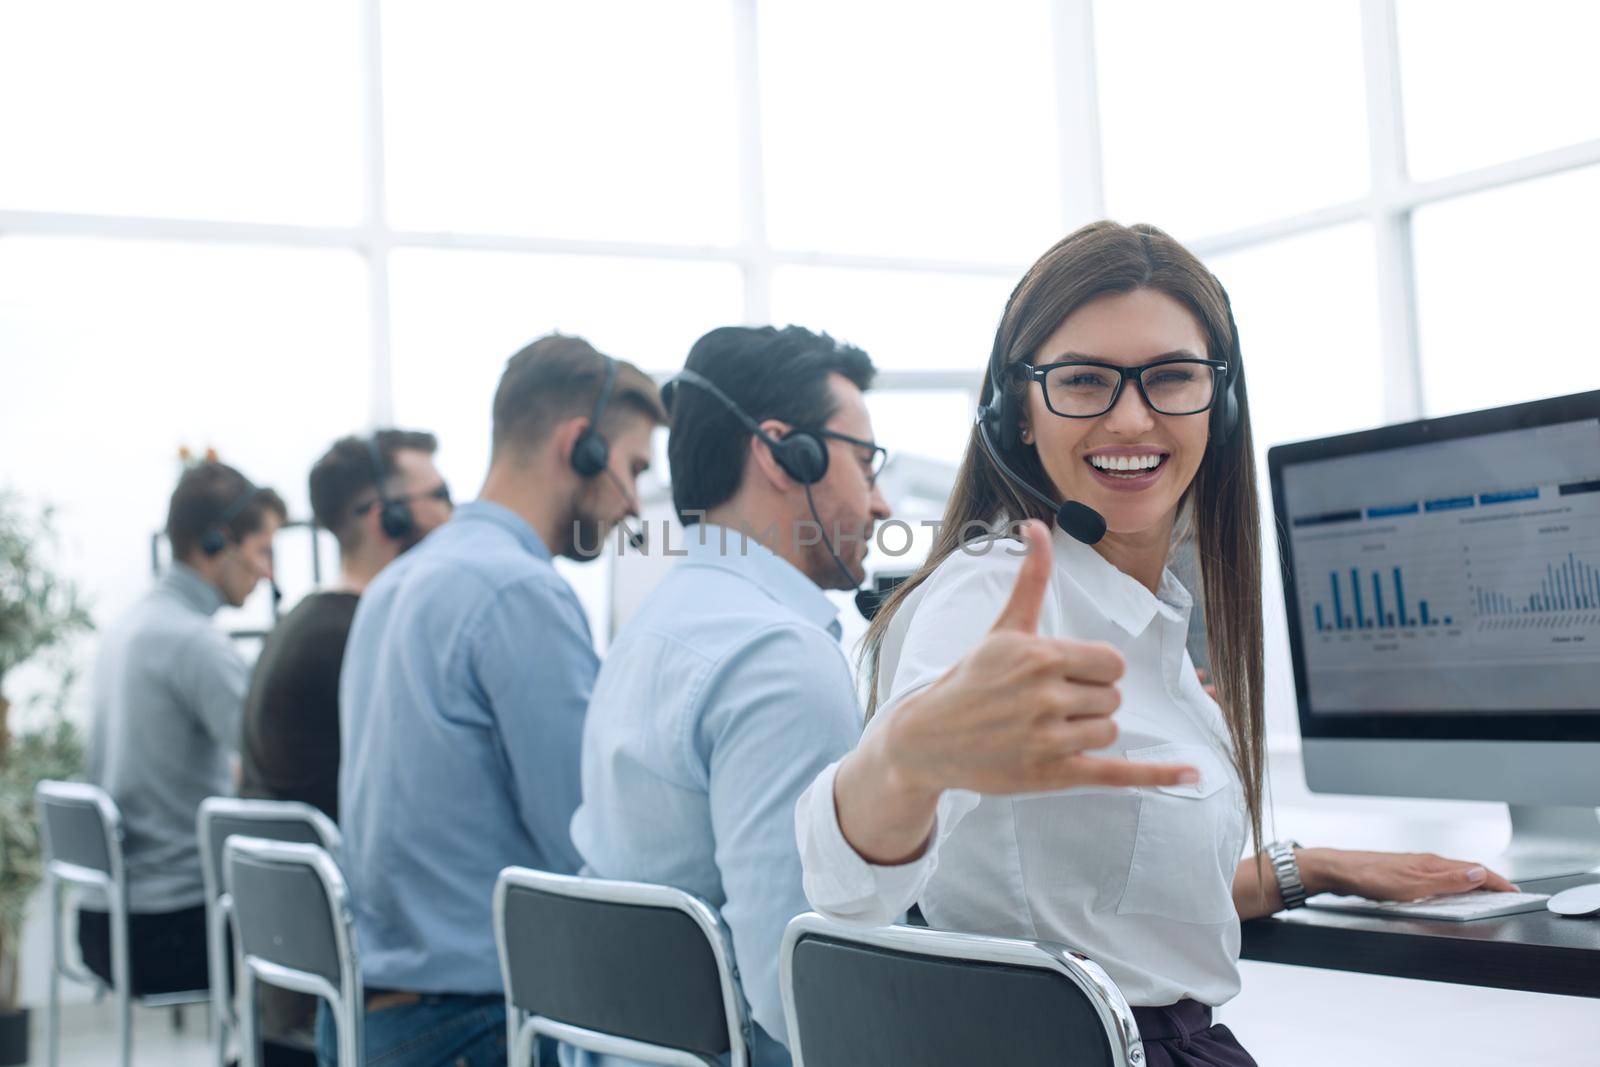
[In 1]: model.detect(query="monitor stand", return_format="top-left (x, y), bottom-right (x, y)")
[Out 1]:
top-left (1496, 805), bottom-right (1600, 881)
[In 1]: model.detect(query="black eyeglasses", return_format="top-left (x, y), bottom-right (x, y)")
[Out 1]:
top-left (1023, 357), bottom-right (1229, 419)
top-left (813, 428), bottom-right (889, 487)
top-left (353, 482), bottom-right (453, 517)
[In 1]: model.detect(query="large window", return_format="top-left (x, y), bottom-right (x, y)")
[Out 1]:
top-left (0, 236), bottom-right (369, 636)
top-left (1090, 0), bottom-right (1600, 742)
top-left (1412, 165), bottom-right (1600, 417)
top-left (759, 0), bottom-right (1065, 263)
top-left (381, 2), bottom-right (742, 243)
top-left (0, 2), bottom-right (365, 225)
top-left (1096, 0), bottom-right (1370, 240)
top-left (3, 1), bottom-right (1598, 728)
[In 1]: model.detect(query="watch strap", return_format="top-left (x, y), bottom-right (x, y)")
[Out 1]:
top-left (1266, 838), bottom-right (1308, 910)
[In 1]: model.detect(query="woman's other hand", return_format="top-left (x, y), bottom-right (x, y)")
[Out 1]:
top-left (1305, 847), bottom-right (1519, 901)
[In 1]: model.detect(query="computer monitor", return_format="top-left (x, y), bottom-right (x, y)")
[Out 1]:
top-left (1268, 389), bottom-right (1600, 880)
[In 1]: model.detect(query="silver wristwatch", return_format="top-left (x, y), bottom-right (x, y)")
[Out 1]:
top-left (1266, 839), bottom-right (1308, 910)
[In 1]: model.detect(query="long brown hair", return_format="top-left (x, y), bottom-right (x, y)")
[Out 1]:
top-left (862, 220), bottom-right (1267, 866)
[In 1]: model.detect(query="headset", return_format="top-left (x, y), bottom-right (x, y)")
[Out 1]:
top-left (663, 367), bottom-right (878, 617)
top-left (570, 354), bottom-right (617, 478)
top-left (198, 484), bottom-right (265, 557)
top-left (974, 286), bottom-right (1244, 547)
top-left (662, 369), bottom-right (832, 486)
top-left (362, 435), bottom-right (417, 542)
top-left (570, 354), bottom-right (646, 550)
top-left (197, 479), bottom-right (283, 611)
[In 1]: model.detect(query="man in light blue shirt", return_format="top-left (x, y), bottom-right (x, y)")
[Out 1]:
top-left (331, 335), bottom-right (665, 1067)
top-left (571, 326), bottom-right (890, 1065)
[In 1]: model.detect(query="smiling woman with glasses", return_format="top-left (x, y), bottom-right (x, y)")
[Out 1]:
top-left (797, 220), bottom-right (1514, 1067)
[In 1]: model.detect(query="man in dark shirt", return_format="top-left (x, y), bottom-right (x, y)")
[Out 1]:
top-left (240, 428), bottom-right (450, 817)
top-left (237, 429), bottom-right (449, 1064)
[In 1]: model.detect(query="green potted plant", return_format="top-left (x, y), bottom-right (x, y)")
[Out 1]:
top-left (0, 492), bottom-right (91, 1066)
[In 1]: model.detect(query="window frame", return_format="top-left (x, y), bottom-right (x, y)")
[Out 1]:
top-left (4, 0), bottom-right (1599, 738)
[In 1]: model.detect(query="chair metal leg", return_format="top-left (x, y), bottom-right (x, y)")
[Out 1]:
top-left (238, 967), bottom-right (259, 1067)
top-left (513, 1020), bottom-right (540, 1067)
top-left (209, 901), bottom-right (232, 1067)
top-left (336, 989), bottom-right (363, 1067)
top-left (110, 897), bottom-right (132, 1067)
top-left (504, 1003), bottom-right (519, 1067)
top-left (46, 877), bottom-right (61, 1067)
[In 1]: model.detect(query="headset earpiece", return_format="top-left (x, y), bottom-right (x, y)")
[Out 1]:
top-left (199, 527), bottom-right (229, 557)
top-left (979, 348), bottom-right (1028, 453)
top-left (570, 355), bottom-right (618, 479)
top-left (1211, 287), bottom-right (1244, 448)
top-left (772, 430), bottom-right (829, 486)
top-left (569, 426), bottom-right (611, 479)
top-left (364, 436), bottom-right (417, 542)
top-left (197, 482), bottom-right (263, 557)
top-left (977, 397), bottom-right (1003, 448)
top-left (377, 499), bottom-right (415, 541)
top-left (1213, 377), bottom-right (1240, 446)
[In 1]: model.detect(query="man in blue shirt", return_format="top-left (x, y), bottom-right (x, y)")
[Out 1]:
top-left (570, 325), bottom-right (890, 1065)
top-left (330, 335), bottom-right (665, 1067)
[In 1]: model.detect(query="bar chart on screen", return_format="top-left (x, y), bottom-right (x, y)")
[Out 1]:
top-left (1472, 549), bottom-right (1600, 630)
top-left (1284, 431), bottom-right (1600, 712)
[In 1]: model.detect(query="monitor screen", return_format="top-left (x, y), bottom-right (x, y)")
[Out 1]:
top-left (1269, 391), bottom-right (1600, 739)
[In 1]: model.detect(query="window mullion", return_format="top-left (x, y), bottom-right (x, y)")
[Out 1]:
top-left (733, 0), bottom-right (772, 325)
top-left (361, 0), bottom-right (395, 427)
top-left (1360, 0), bottom-right (1423, 421)
top-left (1052, 0), bottom-right (1106, 225)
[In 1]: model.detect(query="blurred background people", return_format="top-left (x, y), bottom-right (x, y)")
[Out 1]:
top-left (237, 428), bottom-right (449, 1066)
top-left (240, 427), bottom-right (450, 821)
top-left (82, 461), bottom-right (284, 995)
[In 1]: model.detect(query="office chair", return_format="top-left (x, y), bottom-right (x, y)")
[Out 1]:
top-left (493, 867), bottom-right (751, 1067)
top-left (197, 796), bottom-right (341, 1067)
top-left (34, 780), bottom-right (212, 1067)
top-left (223, 837), bottom-right (362, 1067)
top-left (780, 911), bottom-right (1145, 1067)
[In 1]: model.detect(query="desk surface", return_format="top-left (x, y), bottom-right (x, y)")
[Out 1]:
top-left (1240, 873), bottom-right (1600, 999)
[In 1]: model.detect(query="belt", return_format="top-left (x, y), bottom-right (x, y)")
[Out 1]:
top-left (362, 988), bottom-right (503, 1012)
top-left (364, 987), bottom-right (423, 1012)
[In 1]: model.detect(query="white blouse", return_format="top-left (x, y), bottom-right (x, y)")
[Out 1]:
top-left (795, 525), bottom-right (1250, 1007)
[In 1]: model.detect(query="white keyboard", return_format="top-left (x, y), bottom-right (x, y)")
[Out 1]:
top-left (1305, 890), bottom-right (1551, 922)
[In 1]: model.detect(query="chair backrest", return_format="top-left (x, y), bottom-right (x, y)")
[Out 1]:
top-left (35, 780), bottom-right (120, 886)
top-left (197, 797), bottom-right (341, 913)
top-left (494, 867), bottom-right (748, 1067)
top-left (780, 913), bottom-right (1143, 1067)
top-left (223, 837), bottom-right (355, 1003)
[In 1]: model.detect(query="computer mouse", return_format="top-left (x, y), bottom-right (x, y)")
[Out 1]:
top-left (1546, 884), bottom-right (1600, 917)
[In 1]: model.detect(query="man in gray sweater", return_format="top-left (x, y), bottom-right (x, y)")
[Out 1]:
top-left (82, 460), bottom-right (285, 994)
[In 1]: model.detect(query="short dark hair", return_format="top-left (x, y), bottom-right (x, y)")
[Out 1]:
top-left (166, 462), bottom-right (288, 563)
top-left (491, 334), bottom-right (666, 460)
top-left (309, 429), bottom-right (439, 552)
top-left (668, 325), bottom-right (876, 524)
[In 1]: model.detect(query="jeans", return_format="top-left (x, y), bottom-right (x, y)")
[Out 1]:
top-left (316, 994), bottom-right (506, 1067)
